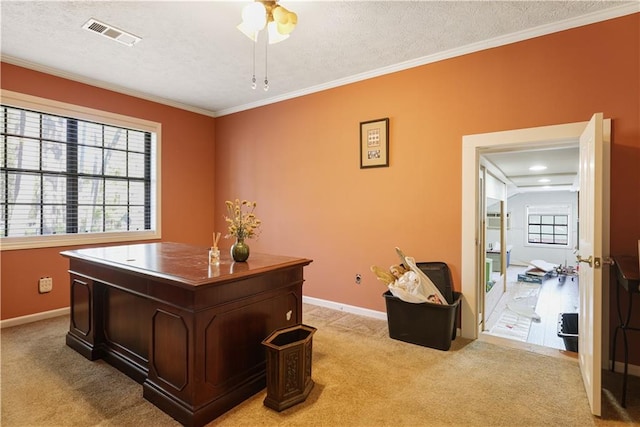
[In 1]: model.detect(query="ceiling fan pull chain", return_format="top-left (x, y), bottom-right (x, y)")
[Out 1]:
top-left (264, 36), bottom-right (269, 91)
top-left (251, 40), bottom-right (257, 90)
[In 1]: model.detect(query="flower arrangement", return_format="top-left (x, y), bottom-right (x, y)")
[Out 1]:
top-left (224, 199), bottom-right (261, 240)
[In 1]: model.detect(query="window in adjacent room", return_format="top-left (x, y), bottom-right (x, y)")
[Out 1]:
top-left (525, 204), bottom-right (571, 247)
top-left (0, 90), bottom-right (161, 250)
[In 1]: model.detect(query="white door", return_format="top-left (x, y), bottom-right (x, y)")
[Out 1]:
top-left (577, 112), bottom-right (606, 416)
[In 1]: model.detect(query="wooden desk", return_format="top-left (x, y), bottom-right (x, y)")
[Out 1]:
top-left (611, 255), bottom-right (640, 408)
top-left (61, 242), bottom-right (312, 426)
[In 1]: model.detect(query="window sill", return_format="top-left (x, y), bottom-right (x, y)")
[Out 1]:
top-left (524, 243), bottom-right (572, 250)
top-left (0, 230), bottom-right (161, 251)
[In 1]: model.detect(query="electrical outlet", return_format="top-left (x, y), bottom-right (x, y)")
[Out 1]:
top-left (355, 274), bottom-right (362, 284)
top-left (38, 277), bottom-right (53, 293)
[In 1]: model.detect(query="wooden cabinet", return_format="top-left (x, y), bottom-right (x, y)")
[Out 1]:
top-left (62, 243), bottom-right (312, 427)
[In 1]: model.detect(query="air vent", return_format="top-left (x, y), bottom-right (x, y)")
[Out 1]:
top-left (82, 18), bottom-right (141, 47)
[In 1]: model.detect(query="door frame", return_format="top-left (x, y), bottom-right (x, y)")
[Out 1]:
top-left (460, 120), bottom-right (610, 363)
top-left (481, 170), bottom-right (508, 331)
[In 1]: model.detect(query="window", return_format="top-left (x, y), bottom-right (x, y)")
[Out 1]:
top-left (526, 205), bottom-right (571, 247)
top-left (0, 90), bottom-right (160, 250)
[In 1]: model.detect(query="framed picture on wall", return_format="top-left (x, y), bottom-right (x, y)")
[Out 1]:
top-left (360, 118), bottom-right (389, 168)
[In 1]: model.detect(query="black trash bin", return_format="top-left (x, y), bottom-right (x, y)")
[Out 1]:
top-left (384, 262), bottom-right (461, 351)
top-left (557, 313), bottom-right (578, 352)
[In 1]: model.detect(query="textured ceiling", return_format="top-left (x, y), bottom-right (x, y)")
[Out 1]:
top-left (1, 1), bottom-right (636, 118)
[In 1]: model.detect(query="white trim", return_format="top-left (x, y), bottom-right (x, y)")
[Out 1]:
top-left (220, 3), bottom-right (639, 117)
top-left (15, 307), bottom-right (633, 386)
top-left (1, 307), bottom-right (69, 329)
top-left (2, 303), bottom-right (637, 378)
top-left (2, 3), bottom-right (638, 118)
top-left (302, 295), bottom-right (387, 321)
top-left (0, 89), bottom-right (160, 132)
top-left (0, 90), bottom-right (162, 250)
top-left (0, 231), bottom-right (161, 251)
top-left (0, 56), bottom-right (218, 118)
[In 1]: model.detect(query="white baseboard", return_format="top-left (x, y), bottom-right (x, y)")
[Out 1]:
top-left (303, 296), bottom-right (464, 337)
top-left (302, 295), bottom-right (388, 321)
top-left (5, 302), bottom-right (640, 379)
top-left (1, 307), bottom-right (70, 329)
top-left (303, 296), bottom-right (639, 377)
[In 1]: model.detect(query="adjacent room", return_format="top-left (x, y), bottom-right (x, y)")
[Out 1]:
top-left (1, 1), bottom-right (639, 426)
top-left (479, 148), bottom-right (581, 350)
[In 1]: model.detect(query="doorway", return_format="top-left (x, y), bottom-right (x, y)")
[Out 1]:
top-left (480, 163), bottom-right (580, 350)
top-left (460, 119), bottom-right (610, 354)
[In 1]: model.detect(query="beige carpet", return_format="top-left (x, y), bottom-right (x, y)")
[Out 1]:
top-left (1, 303), bottom-right (639, 426)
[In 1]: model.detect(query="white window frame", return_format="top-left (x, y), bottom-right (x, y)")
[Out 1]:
top-left (0, 90), bottom-right (161, 250)
top-left (524, 204), bottom-right (571, 248)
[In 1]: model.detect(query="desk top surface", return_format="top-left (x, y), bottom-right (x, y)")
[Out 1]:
top-left (61, 242), bottom-right (312, 287)
top-left (613, 255), bottom-right (639, 292)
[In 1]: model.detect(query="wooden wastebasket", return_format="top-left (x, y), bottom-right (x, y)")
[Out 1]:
top-left (262, 324), bottom-right (316, 411)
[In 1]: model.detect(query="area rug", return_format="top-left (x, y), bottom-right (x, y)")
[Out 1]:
top-left (489, 282), bottom-right (541, 342)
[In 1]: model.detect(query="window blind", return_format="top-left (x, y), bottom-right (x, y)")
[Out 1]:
top-left (1, 105), bottom-right (152, 238)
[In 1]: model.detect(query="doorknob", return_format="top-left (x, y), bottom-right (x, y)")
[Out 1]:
top-left (576, 255), bottom-right (593, 267)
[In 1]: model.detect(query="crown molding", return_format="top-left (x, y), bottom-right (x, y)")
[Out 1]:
top-left (217, 3), bottom-right (639, 116)
top-left (0, 55), bottom-right (219, 118)
top-left (3, 3), bottom-right (637, 118)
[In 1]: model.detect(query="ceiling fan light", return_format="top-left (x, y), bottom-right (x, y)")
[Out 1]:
top-left (272, 6), bottom-right (297, 35)
top-left (237, 22), bottom-right (259, 42)
top-left (267, 21), bottom-right (289, 44)
top-left (277, 22), bottom-right (294, 35)
top-left (287, 11), bottom-right (298, 26)
top-left (241, 2), bottom-right (267, 32)
top-left (272, 6), bottom-right (288, 23)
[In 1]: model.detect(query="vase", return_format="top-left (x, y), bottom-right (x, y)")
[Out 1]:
top-left (231, 238), bottom-right (250, 262)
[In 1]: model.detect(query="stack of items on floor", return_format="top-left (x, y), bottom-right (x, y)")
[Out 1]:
top-left (517, 259), bottom-right (558, 284)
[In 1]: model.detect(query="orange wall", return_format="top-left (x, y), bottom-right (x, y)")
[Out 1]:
top-left (0, 63), bottom-right (216, 320)
top-left (215, 14), bottom-right (640, 351)
top-left (1, 14), bottom-right (638, 365)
